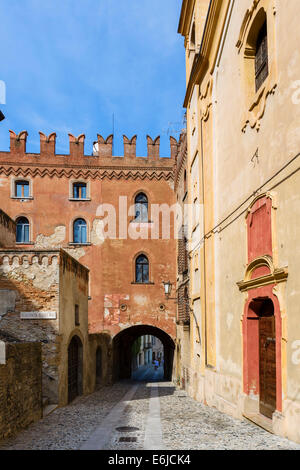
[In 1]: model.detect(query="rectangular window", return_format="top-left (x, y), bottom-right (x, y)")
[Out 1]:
top-left (15, 181), bottom-right (30, 198)
top-left (73, 183), bottom-right (87, 199)
top-left (75, 305), bottom-right (80, 326)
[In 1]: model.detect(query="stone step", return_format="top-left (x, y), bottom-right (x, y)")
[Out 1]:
top-left (243, 413), bottom-right (274, 434)
top-left (43, 404), bottom-right (58, 417)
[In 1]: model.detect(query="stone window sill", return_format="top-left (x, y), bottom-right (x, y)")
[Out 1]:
top-left (69, 198), bottom-right (91, 202)
top-left (15, 242), bottom-right (35, 246)
top-left (11, 197), bottom-right (34, 201)
top-left (131, 282), bottom-right (155, 285)
top-left (68, 242), bottom-right (92, 247)
top-left (130, 220), bottom-right (154, 224)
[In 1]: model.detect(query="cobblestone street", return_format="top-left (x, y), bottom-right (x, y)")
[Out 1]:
top-left (1, 368), bottom-right (299, 451)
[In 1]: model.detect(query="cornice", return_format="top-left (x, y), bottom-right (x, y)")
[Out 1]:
top-left (178, 0), bottom-right (196, 36)
top-left (183, 0), bottom-right (228, 108)
top-left (0, 164), bottom-right (174, 181)
top-left (237, 256), bottom-right (288, 292)
top-left (237, 268), bottom-right (288, 292)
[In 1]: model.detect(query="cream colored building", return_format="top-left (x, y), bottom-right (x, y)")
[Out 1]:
top-left (178, 0), bottom-right (300, 443)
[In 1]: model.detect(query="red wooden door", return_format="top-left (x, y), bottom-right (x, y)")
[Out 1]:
top-left (259, 316), bottom-right (276, 418)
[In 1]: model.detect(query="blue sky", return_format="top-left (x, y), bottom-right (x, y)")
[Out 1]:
top-left (0, 0), bottom-right (186, 157)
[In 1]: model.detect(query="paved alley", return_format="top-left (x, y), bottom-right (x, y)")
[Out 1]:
top-left (1, 368), bottom-right (299, 451)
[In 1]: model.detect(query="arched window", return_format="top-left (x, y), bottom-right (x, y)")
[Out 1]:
top-left (135, 254), bottom-right (149, 283)
top-left (255, 20), bottom-right (268, 91)
top-left (73, 218), bottom-right (87, 244)
top-left (16, 217), bottom-right (30, 243)
top-left (135, 193), bottom-right (148, 222)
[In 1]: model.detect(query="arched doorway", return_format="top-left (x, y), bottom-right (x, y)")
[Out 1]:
top-left (96, 347), bottom-right (102, 385)
top-left (244, 296), bottom-right (281, 419)
top-left (112, 325), bottom-right (175, 382)
top-left (68, 335), bottom-right (83, 403)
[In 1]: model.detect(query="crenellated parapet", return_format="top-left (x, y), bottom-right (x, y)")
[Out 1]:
top-left (5, 130), bottom-right (179, 161)
top-left (9, 130), bottom-right (28, 154)
top-left (39, 132), bottom-right (57, 156)
top-left (0, 250), bottom-right (60, 268)
top-left (68, 133), bottom-right (85, 159)
top-left (123, 135), bottom-right (137, 159)
top-left (0, 248), bottom-right (89, 281)
top-left (147, 135), bottom-right (160, 159)
top-left (96, 134), bottom-right (113, 157)
top-left (0, 131), bottom-right (179, 181)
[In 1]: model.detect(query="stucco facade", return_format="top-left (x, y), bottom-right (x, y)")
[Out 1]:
top-left (178, 0), bottom-right (300, 442)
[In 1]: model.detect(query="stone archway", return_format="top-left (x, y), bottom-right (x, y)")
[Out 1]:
top-left (112, 325), bottom-right (175, 382)
top-left (68, 335), bottom-right (83, 403)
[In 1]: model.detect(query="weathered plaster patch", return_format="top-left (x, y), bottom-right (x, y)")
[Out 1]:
top-left (90, 219), bottom-right (105, 246)
top-left (167, 180), bottom-right (174, 190)
top-left (64, 247), bottom-right (86, 261)
top-left (134, 295), bottom-right (148, 306)
top-left (0, 256), bottom-right (59, 291)
top-left (218, 357), bottom-right (241, 377)
top-left (35, 225), bottom-right (66, 249)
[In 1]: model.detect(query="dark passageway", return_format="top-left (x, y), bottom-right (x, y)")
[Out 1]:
top-left (112, 325), bottom-right (175, 382)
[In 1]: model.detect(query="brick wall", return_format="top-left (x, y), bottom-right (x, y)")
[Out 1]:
top-left (0, 340), bottom-right (42, 441)
top-left (0, 131), bottom-right (177, 341)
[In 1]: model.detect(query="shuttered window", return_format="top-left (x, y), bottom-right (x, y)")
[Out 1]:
top-left (255, 21), bottom-right (268, 92)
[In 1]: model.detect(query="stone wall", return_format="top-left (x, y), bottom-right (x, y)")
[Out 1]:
top-left (0, 131), bottom-right (177, 345)
top-left (0, 249), bottom-right (92, 406)
top-left (0, 250), bottom-right (60, 403)
top-left (0, 339), bottom-right (42, 441)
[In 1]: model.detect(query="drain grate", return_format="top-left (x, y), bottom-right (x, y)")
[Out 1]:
top-left (116, 426), bottom-right (139, 433)
top-left (119, 437), bottom-right (137, 442)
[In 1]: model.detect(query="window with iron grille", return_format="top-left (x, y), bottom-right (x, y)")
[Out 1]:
top-left (177, 285), bottom-right (190, 324)
top-left (255, 21), bottom-right (268, 92)
top-left (178, 227), bottom-right (189, 276)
